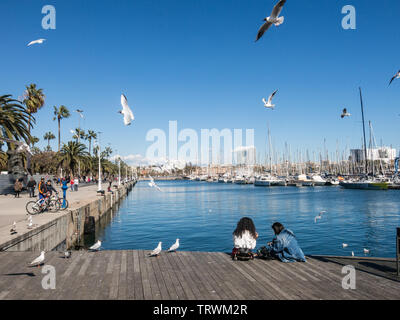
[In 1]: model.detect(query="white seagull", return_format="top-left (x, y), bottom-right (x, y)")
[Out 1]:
top-left (89, 240), bottom-right (102, 251)
top-left (389, 70), bottom-right (400, 86)
top-left (29, 251), bottom-right (45, 267)
top-left (341, 108), bottom-right (351, 118)
top-left (119, 94), bottom-right (135, 126)
top-left (27, 39), bottom-right (46, 47)
top-left (27, 215), bottom-right (33, 229)
top-left (10, 221), bottom-right (17, 235)
top-left (168, 239), bottom-right (180, 252)
top-left (314, 210), bottom-right (326, 223)
top-left (255, 0), bottom-right (286, 42)
top-left (342, 243), bottom-right (348, 248)
top-left (262, 90), bottom-right (278, 109)
top-left (363, 248), bottom-right (370, 254)
top-left (148, 175), bottom-right (162, 192)
top-left (351, 251), bottom-right (355, 257)
top-left (64, 251), bottom-right (72, 259)
top-left (148, 242), bottom-right (162, 257)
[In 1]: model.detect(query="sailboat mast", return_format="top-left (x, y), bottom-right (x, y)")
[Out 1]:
top-left (359, 87), bottom-right (368, 174)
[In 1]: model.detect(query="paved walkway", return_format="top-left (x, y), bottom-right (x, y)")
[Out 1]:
top-left (0, 250), bottom-right (399, 300)
top-left (0, 183), bottom-right (108, 245)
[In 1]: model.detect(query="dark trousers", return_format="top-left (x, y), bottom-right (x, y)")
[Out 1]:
top-left (15, 191), bottom-right (20, 198)
top-left (28, 187), bottom-right (35, 197)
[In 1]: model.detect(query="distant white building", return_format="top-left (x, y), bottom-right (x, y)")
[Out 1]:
top-left (350, 147), bottom-right (397, 163)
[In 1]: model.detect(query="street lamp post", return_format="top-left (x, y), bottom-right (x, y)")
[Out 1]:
top-left (76, 109), bottom-right (84, 177)
top-left (97, 132), bottom-right (102, 191)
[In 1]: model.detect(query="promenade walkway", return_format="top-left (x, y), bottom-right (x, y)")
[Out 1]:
top-left (0, 250), bottom-right (399, 300)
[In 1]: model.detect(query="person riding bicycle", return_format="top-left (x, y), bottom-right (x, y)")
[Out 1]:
top-left (38, 177), bottom-right (47, 200)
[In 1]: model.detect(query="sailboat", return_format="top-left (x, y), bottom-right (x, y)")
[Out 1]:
top-left (339, 88), bottom-right (389, 190)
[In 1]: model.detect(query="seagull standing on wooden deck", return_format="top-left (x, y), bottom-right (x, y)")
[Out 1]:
top-left (64, 251), bottom-right (72, 259)
top-left (389, 70), bottom-right (400, 86)
top-left (148, 242), bottom-right (162, 257)
top-left (119, 94), bottom-right (135, 126)
top-left (89, 240), bottom-right (102, 251)
top-left (27, 39), bottom-right (46, 46)
top-left (262, 90), bottom-right (278, 109)
top-left (341, 108), bottom-right (351, 118)
top-left (10, 222), bottom-right (17, 235)
top-left (29, 251), bottom-right (45, 267)
top-left (255, 0), bottom-right (286, 42)
top-left (168, 239), bottom-right (180, 252)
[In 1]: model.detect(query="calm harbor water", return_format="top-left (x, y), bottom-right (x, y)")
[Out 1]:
top-left (95, 181), bottom-right (400, 258)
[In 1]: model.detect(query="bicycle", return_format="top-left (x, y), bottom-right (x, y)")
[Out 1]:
top-left (26, 192), bottom-right (60, 215)
top-left (51, 192), bottom-right (69, 211)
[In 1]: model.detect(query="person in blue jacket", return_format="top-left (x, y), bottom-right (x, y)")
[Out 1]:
top-left (61, 178), bottom-right (68, 209)
top-left (263, 222), bottom-right (306, 263)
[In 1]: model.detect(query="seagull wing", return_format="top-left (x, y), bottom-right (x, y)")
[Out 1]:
top-left (121, 94), bottom-right (134, 124)
top-left (271, 0), bottom-right (286, 18)
top-left (262, 98), bottom-right (267, 105)
top-left (255, 21), bottom-right (272, 42)
top-left (30, 253), bottom-right (44, 265)
top-left (389, 75), bottom-right (397, 86)
top-left (267, 90), bottom-right (278, 104)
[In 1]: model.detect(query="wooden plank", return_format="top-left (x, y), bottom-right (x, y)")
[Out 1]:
top-left (0, 291), bottom-right (10, 300)
top-left (143, 250), bottom-right (162, 300)
top-left (155, 252), bottom-right (180, 299)
top-left (125, 250), bottom-right (136, 300)
top-left (133, 250), bottom-right (144, 300)
top-left (182, 251), bottom-right (222, 300)
top-left (138, 250), bottom-right (154, 300)
top-left (164, 250), bottom-right (196, 300)
top-left (117, 250), bottom-right (128, 300)
top-left (109, 250), bottom-right (122, 299)
top-left (149, 252), bottom-right (171, 300)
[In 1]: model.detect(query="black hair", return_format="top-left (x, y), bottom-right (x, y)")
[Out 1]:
top-left (271, 222), bottom-right (284, 235)
top-left (233, 217), bottom-right (257, 239)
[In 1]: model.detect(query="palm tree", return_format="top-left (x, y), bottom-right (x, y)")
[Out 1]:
top-left (43, 132), bottom-right (55, 149)
top-left (31, 136), bottom-right (40, 147)
top-left (53, 106), bottom-right (70, 152)
top-left (59, 141), bottom-right (88, 175)
top-left (0, 94), bottom-right (33, 143)
top-left (86, 130), bottom-right (97, 155)
top-left (72, 128), bottom-right (86, 142)
top-left (23, 84), bottom-right (45, 135)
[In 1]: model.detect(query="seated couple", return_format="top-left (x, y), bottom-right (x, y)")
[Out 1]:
top-left (232, 217), bottom-right (306, 263)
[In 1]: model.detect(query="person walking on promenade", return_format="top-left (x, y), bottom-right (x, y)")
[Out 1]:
top-left (14, 178), bottom-right (23, 198)
top-left (38, 177), bottom-right (47, 200)
top-left (74, 177), bottom-right (79, 191)
top-left (70, 177), bottom-right (74, 192)
top-left (27, 177), bottom-right (36, 198)
top-left (61, 178), bottom-right (68, 208)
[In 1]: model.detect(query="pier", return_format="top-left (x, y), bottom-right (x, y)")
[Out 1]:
top-left (0, 250), bottom-right (399, 300)
top-left (0, 181), bottom-right (136, 252)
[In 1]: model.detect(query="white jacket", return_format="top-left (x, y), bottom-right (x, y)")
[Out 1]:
top-left (233, 230), bottom-right (257, 250)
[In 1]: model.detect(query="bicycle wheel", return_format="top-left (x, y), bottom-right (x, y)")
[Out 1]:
top-left (58, 199), bottom-right (69, 210)
top-left (26, 201), bottom-right (42, 215)
top-left (48, 199), bottom-right (60, 212)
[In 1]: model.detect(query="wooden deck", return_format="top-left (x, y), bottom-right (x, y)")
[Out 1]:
top-left (0, 250), bottom-right (399, 300)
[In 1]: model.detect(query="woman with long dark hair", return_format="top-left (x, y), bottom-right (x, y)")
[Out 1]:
top-left (232, 217), bottom-right (258, 260)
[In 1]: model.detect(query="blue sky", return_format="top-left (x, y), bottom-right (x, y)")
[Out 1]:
top-left (1, 0), bottom-right (399, 165)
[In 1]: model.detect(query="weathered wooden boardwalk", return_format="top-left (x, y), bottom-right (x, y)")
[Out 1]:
top-left (0, 250), bottom-right (399, 300)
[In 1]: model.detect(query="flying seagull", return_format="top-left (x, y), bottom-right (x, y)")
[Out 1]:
top-left (119, 94), bottom-right (135, 126)
top-left (262, 90), bottom-right (278, 109)
top-left (168, 239), bottom-right (180, 252)
top-left (89, 240), bottom-right (102, 251)
top-left (341, 108), bottom-right (351, 118)
top-left (148, 175), bottom-right (162, 192)
top-left (314, 210), bottom-right (326, 223)
top-left (148, 242), bottom-right (162, 257)
top-left (342, 243), bottom-right (348, 248)
top-left (255, 0), bottom-right (286, 42)
top-left (27, 39), bottom-right (46, 47)
top-left (10, 222), bottom-right (17, 235)
top-left (363, 248), bottom-right (370, 254)
top-left (389, 70), bottom-right (400, 86)
top-left (29, 251), bottom-right (45, 267)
